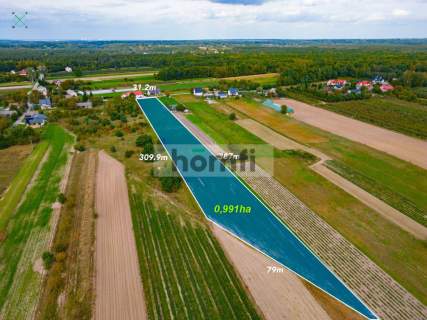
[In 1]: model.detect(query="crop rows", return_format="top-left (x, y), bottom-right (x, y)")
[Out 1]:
top-left (326, 160), bottom-right (426, 227)
top-left (319, 97), bottom-right (427, 139)
top-left (237, 163), bottom-right (427, 320)
top-left (130, 194), bottom-right (260, 320)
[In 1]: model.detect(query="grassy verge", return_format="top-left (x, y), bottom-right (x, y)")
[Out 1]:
top-left (0, 141), bottom-right (49, 232)
top-left (130, 191), bottom-right (261, 320)
top-left (36, 151), bottom-right (96, 320)
top-left (326, 160), bottom-right (427, 227)
top-left (176, 94), bottom-right (427, 305)
top-left (0, 124), bottom-right (73, 319)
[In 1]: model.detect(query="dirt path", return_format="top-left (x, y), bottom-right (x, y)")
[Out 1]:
top-left (212, 225), bottom-right (332, 320)
top-left (236, 118), bottom-right (427, 240)
top-left (276, 98), bottom-right (427, 170)
top-left (95, 151), bottom-right (147, 320)
top-left (312, 163), bottom-right (427, 240)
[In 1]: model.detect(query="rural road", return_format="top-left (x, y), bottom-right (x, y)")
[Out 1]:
top-left (277, 98), bottom-right (427, 170)
top-left (95, 151), bottom-right (147, 320)
top-left (0, 72), bottom-right (155, 91)
top-left (236, 118), bottom-right (427, 240)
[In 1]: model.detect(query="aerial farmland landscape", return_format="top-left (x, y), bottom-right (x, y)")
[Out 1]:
top-left (0, 1), bottom-right (427, 319)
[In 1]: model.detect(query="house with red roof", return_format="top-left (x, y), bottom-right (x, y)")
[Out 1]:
top-left (380, 83), bottom-right (394, 93)
top-left (327, 79), bottom-right (347, 87)
top-left (18, 69), bottom-right (28, 77)
top-left (356, 81), bottom-right (373, 91)
top-left (121, 90), bottom-right (144, 99)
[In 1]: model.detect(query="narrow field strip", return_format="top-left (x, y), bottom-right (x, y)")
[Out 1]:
top-left (95, 151), bottom-right (147, 320)
top-left (0, 141), bottom-right (49, 232)
top-left (0, 125), bottom-right (73, 319)
top-left (130, 193), bottom-right (261, 320)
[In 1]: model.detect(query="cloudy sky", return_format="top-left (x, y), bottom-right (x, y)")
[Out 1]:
top-left (1, 0), bottom-right (427, 40)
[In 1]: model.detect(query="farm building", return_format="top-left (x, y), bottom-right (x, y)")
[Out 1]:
top-left (193, 87), bottom-right (204, 97)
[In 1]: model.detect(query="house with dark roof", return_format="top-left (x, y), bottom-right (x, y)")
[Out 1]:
top-left (193, 87), bottom-right (204, 97)
top-left (25, 113), bottom-right (47, 127)
top-left (216, 91), bottom-right (228, 99)
top-left (39, 98), bottom-right (52, 109)
top-left (228, 87), bottom-right (239, 96)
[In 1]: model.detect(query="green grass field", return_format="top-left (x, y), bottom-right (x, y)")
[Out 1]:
top-left (131, 193), bottom-right (261, 320)
top-left (159, 80), bottom-right (218, 92)
top-left (0, 142), bottom-right (49, 232)
top-left (176, 94), bottom-right (427, 304)
top-left (85, 74), bottom-right (156, 90)
top-left (326, 160), bottom-right (427, 227)
top-left (0, 124), bottom-right (73, 319)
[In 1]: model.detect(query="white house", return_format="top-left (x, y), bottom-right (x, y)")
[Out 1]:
top-left (32, 82), bottom-right (48, 96)
top-left (76, 101), bottom-right (93, 109)
top-left (65, 66), bottom-right (73, 73)
top-left (65, 89), bottom-right (78, 98)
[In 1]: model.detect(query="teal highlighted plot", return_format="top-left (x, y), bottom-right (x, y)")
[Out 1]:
top-left (136, 97), bottom-right (377, 320)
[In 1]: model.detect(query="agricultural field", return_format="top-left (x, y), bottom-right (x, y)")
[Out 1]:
top-left (36, 150), bottom-right (96, 320)
top-left (222, 73), bottom-right (279, 86)
top-left (225, 97), bottom-right (427, 218)
top-left (0, 141), bottom-right (49, 232)
top-left (85, 74), bottom-right (156, 90)
top-left (326, 160), bottom-right (427, 227)
top-left (0, 144), bottom-right (33, 195)
top-left (175, 94), bottom-right (427, 304)
top-left (286, 92), bottom-right (427, 139)
top-left (131, 192), bottom-right (261, 320)
top-left (0, 125), bottom-right (74, 319)
top-left (159, 79), bottom-right (218, 92)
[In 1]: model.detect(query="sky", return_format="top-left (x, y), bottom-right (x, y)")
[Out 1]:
top-left (1, 0), bottom-right (427, 40)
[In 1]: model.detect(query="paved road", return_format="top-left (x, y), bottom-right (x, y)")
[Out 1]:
top-left (277, 98), bottom-right (427, 170)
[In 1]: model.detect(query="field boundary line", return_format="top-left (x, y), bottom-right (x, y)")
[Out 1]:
top-left (136, 97), bottom-right (378, 320)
